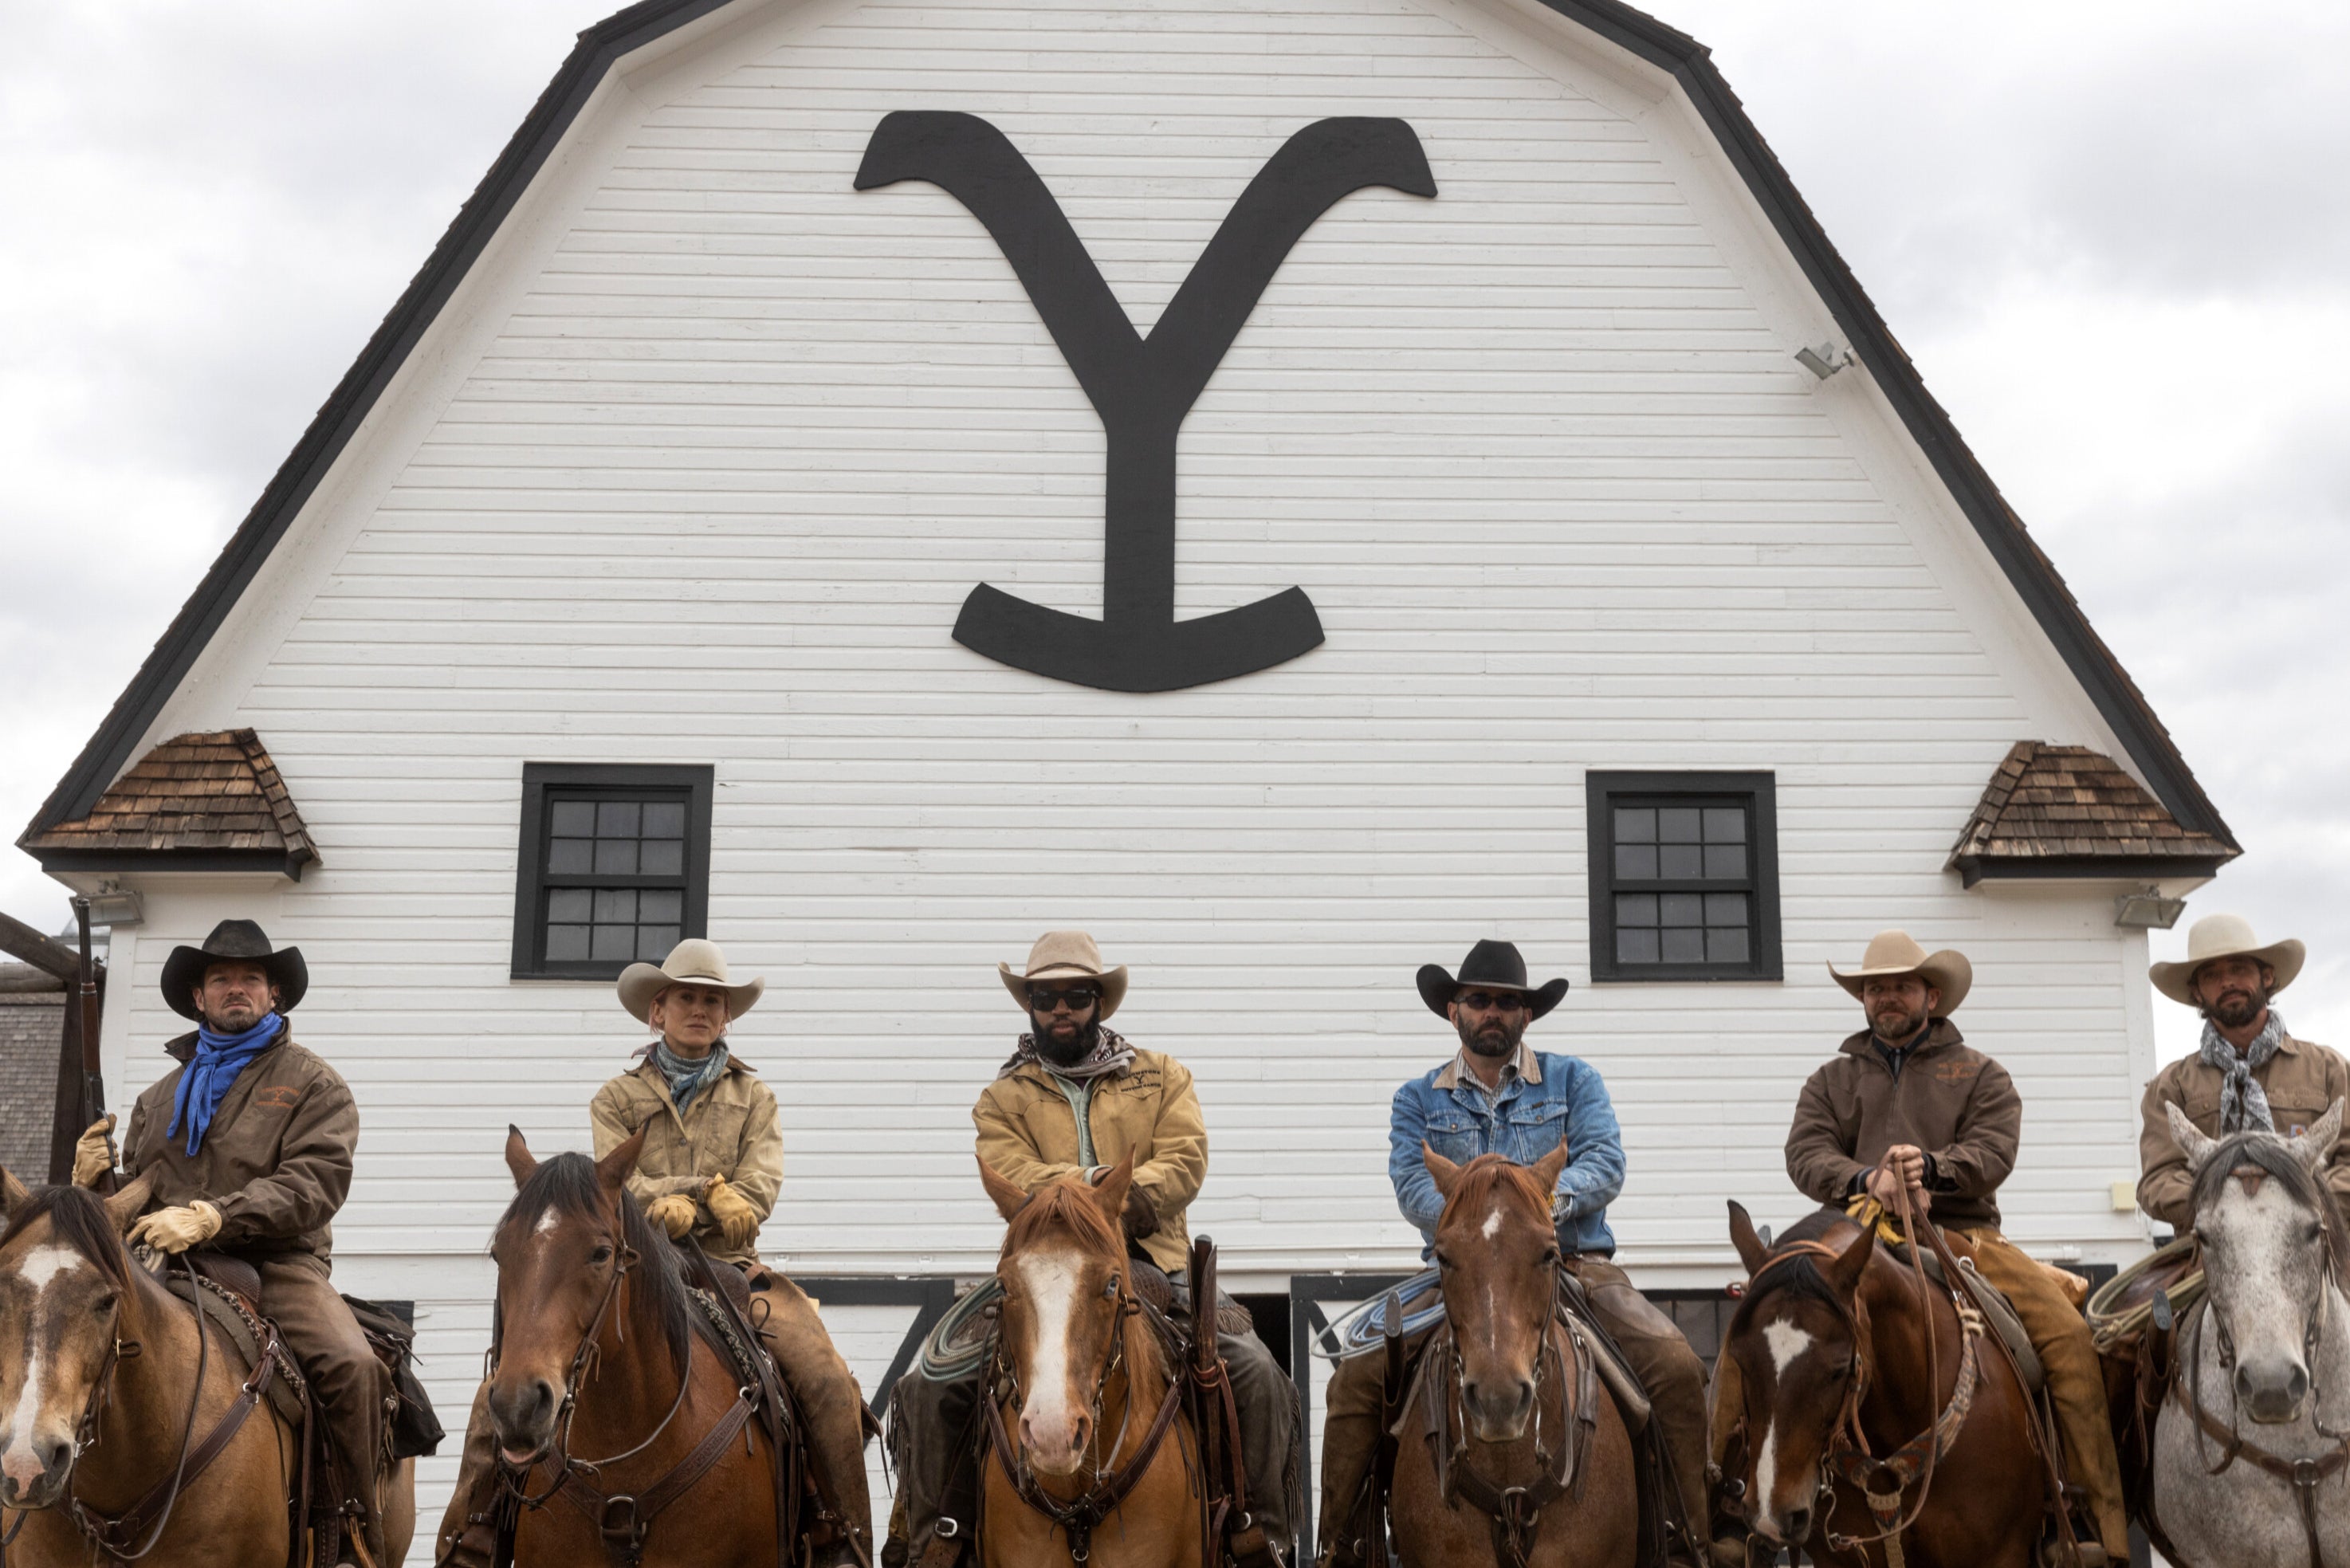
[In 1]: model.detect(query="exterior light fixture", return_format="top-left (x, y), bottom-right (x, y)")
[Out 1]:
top-left (83, 889), bottom-right (144, 928)
top-left (1794, 341), bottom-right (1847, 379)
top-left (2113, 887), bottom-right (2187, 929)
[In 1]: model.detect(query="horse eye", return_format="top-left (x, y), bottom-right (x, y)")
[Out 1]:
top-left (91, 1292), bottom-right (117, 1315)
top-left (1432, 1250), bottom-right (1452, 1270)
top-left (2305, 1223), bottom-right (2326, 1246)
top-left (588, 1244), bottom-right (614, 1265)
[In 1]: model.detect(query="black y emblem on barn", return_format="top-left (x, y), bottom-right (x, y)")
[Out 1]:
top-left (856, 112), bottom-right (1436, 691)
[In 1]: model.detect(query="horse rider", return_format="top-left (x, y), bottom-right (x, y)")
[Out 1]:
top-left (2139, 913), bottom-right (2350, 1230)
top-left (883, 930), bottom-right (1300, 1568)
top-left (1747, 929), bottom-right (2129, 1567)
top-left (1314, 940), bottom-right (1713, 1568)
top-left (70, 919), bottom-right (394, 1567)
top-left (436, 938), bottom-right (875, 1568)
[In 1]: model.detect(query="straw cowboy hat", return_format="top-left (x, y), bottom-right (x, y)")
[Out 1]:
top-left (1828, 930), bottom-right (1972, 1015)
top-left (2149, 913), bottom-right (2305, 1007)
top-left (1416, 939), bottom-right (1570, 1021)
top-left (160, 918), bottom-right (308, 1021)
top-left (999, 930), bottom-right (1128, 1020)
top-left (618, 937), bottom-right (765, 1024)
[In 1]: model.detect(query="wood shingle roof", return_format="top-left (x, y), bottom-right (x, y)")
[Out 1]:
top-left (22, 729), bottom-right (317, 878)
top-left (1947, 741), bottom-right (2236, 886)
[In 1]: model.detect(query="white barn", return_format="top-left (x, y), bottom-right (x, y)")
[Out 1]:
top-left (22, 0), bottom-right (2238, 1555)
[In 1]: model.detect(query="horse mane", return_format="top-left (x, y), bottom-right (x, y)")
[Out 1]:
top-left (498, 1153), bottom-right (695, 1373)
top-left (1435, 1153), bottom-right (1550, 1229)
top-left (1004, 1178), bottom-right (1127, 1260)
top-left (2191, 1131), bottom-right (2350, 1282)
top-left (1725, 1207), bottom-right (1859, 1338)
top-left (0, 1185), bottom-right (132, 1291)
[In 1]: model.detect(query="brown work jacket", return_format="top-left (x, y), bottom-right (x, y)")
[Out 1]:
top-left (1785, 1019), bottom-right (2021, 1230)
top-left (973, 1045), bottom-right (1207, 1276)
top-left (590, 1053), bottom-right (782, 1267)
top-left (2137, 1030), bottom-right (2350, 1233)
top-left (121, 1028), bottom-right (358, 1263)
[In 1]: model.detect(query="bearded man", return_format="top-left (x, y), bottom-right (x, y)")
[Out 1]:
top-left (1315, 941), bottom-right (1711, 1568)
top-left (77, 920), bottom-right (393, 1566)
top-left (884, 931), bottom-right (1299, 1568)
top-left (1753, 929), bottom-right (2128, 1567)
top-left (436, 939), bottom-right (874, 1568)
top-left (2140, 913), bottom-right (2350, 1228)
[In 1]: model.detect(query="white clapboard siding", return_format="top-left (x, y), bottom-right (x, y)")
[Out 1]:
top-left (76, 0), bottom-right (2183, 1558)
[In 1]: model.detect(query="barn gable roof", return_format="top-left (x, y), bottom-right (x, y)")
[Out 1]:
top-left (19, 0), bottom-right (2236, 855)
top-left (25, 729), bottom-right (319, 879)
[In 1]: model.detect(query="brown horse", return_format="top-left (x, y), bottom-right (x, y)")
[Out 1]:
top-left (1718, 1203), bottom-right (2043, 1567)
top-left (1389, 1147), bottom-right (1636, 1568)
top-left (0, 1165), bottom-right (416, 1567)
top-left (487, 1126), bottom-right (800, 1566)
top-left (976, 1154), bottom-right (1204, 1568)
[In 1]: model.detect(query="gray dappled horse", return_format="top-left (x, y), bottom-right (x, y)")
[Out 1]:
top-left (2155, 1098), bottom-right (2350, 1568)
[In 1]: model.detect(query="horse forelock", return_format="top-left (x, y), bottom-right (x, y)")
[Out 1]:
top-left (1434, 1154), bottom-right (1550, 1236)
top-left (2192, 1132), bottom-right (2350, 1283)
top-left (1002, 1178), bottom-right (1125, 1263)
top-left (497, 1152), bottom-right (694, 1373)
top-left (0, 1186), bottom-right (131, 1294)
top-left (1726, 1212), bottom-right (1860, 1345)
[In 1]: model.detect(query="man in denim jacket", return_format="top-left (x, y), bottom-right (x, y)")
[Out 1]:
top-left (1314, 941), bottom-right (1710, 1568)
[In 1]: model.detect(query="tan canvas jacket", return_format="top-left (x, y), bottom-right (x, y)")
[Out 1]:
top-left (2137, 1032), bottom-right (2350, 1232)
top-left (1784, 1019), bottom-right (2021, 1230)
top-left (122, 1029), bottom-right (358, 1263)
top-left (973, 1047), bottom-right (1207, 1276)
top-left (590, 1055), bottom-right (783, 1267)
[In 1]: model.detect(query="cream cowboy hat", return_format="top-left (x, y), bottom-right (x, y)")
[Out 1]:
top-left (999, 930), bottom-right (1128, 1020)
top-left (2149, 913), bottom-right (2305, 1007)
top-left (1828, 929), bottom-right (1972, 1014)
top-left (618, 937), bottom-right (765, 1024)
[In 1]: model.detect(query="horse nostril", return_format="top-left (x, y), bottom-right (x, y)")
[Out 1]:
top-left (1782, 1506), bottom-right (1811, 1542)
top-left (2291, 1366), bottom-right (2312, 1403)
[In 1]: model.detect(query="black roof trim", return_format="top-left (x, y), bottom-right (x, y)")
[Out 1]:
top-left (29, 849), bottom-right (312, 882)
top-left (25, 0), bottom-right (2234, 853)
top-left (1952, 854), bottom-right (2234, 890)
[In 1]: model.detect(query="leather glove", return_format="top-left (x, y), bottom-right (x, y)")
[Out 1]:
top-left (127, 1201), bottom-right (222, 1255)
top-left (704, 1176), bottom-right (763, 1251)
top-left (72, 1114), bottom-right (118, 1189)
top-left (1121, 1183), bottom-right (1159, 1242)
top-left (645, 1193), bottom-right (698, 1240)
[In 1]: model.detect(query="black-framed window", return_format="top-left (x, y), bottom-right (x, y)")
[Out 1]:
top-left (1586, 771), bottom-right (1780, 981)
top-left (511, 764), bottom-right (712, 980)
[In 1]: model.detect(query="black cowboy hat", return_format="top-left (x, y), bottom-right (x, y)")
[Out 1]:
top-left (1416, 939), bottom-right (1569, 1021)
top-left (160, 919), bottom-right (308, 1022)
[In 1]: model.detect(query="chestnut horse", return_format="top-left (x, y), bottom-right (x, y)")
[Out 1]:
top-left (487, 1126), bottom-right (799, 1566)
top-left (0, 1166), bottom-right (416, 1567)
top-left (1390, 1147), bottom-right (1636, 1568)
top-left (977, 1155), bottom-right (1204, 1568)
top-left (1718, 1202), bottom-right (2045, 1567)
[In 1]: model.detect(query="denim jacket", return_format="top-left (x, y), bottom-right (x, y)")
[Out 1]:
top-left (1388, 1048), bottom-right (1625, 1258)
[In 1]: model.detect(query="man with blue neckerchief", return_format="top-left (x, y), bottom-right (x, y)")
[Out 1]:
top-left (98, 918), bottom-right (391, 1567)
top-left (1315, 940), bottom-right (1711, 1568)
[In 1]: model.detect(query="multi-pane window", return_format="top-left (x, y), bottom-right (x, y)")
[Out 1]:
top-left (511, 764), bottom-right (712, 980)
top-left (1586, 772), bottom-right (1781, 981)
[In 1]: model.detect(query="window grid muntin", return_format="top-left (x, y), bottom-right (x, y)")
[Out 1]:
top-left (512, 764), bottom-right (711, 980)
top-left (1587, 772), bottom-right (1781, 983)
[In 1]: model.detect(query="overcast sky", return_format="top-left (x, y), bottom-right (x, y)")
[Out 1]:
top-left (2, 1), bottom-right (2342, 1063)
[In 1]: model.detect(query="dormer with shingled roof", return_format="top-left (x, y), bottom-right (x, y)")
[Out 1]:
top-left (1947, 741), bottom-right (2235, 888)
top-left (22, 729), bottom-right (317, 880)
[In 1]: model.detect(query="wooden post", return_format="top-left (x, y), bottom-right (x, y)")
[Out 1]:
top-left (0, 909), bottom-right (102, 1187)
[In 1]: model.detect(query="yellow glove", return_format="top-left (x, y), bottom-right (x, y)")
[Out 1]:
top-left (645, 1193), bottom-right (698, 1240)
top-left (73, 1114), bottom-right (118, 1189)
top-left (704, 1177), bottom-right (763, 1251)
top-left (127, 1201), bottom-right (222, 1255)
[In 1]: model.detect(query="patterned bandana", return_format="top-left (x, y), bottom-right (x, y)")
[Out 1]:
top-left (647, 1039), bottom-right (731, 1114)
top-left (999, 1024), bottom-right (1137, 1083)
top-left (2199, 1008), bottom-right (2288, 1134)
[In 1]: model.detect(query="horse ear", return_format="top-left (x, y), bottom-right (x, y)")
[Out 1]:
top-left (2293, 1099), bottom-right (2346, 1174)
top-left (103, 1172), bottom-right (155, 1236)
top-left (1821, 1220), bottom-right (1876, 1299)
top-left (0, 1163), bottom-right (26, 1216)
top-left (978, 1157), bottom-right (1032, 1223)
top-left (1727, 1201), bottom-right (1770, 1276)
top-left (2167, 1102), bottom-right (2221, 1173)
top-left (504, 1125), bottom-right (539, 1189)
top-left (1424, 1142), bottom-right (1463, 1199)
top-left (595, 1126), bottom-right (647, 1192)
top-left (1090, 1153), bottom-right (1135, 1228)
top-left (1528, 1142), bottom-right (1571, 1200)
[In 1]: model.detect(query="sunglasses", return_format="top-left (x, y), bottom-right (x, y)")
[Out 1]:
top-left (1456, 991), bottom-right (1527, 1014)
top-left (1029, 987), bottom-right (1101, 1012)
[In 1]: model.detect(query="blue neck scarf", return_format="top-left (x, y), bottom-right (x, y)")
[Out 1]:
top-left (652, 1039), bottom-right (730, 1114)
top-left (169, 1011), bottom-right (287, 1156)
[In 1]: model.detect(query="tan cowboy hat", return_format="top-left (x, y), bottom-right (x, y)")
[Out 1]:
top-left (999, 930), bottom-right (1128, 1020)
top-left (618, 938), bottom-right (765, 1024)
top-left (1828, 929), bottom-right (1972, 1014)
top-left (2149, 913), bottom-right (2305, 1006)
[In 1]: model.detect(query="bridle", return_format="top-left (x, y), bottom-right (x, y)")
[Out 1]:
top-left (982, 1265), bottom-right (1183, 1564)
